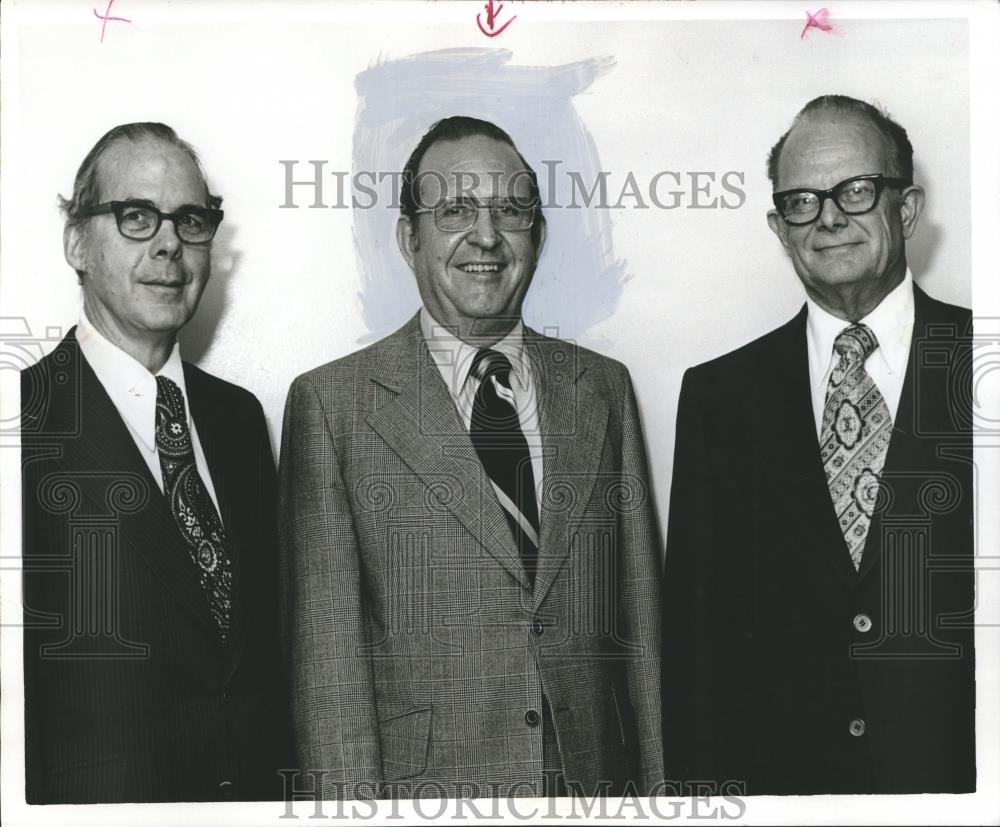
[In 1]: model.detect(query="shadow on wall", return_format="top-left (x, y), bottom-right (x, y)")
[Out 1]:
top-left (180, 221), bottom-right (241, 364)
top-left (353, 48), bottom-right (628, 345)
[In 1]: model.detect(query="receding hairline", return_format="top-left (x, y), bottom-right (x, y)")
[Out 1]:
top-left (90, 134), bottom-right (212, 204)
top-left (774, 109), bottom-right (900, 185)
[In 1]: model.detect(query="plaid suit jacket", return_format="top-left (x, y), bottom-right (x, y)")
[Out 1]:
top-left (279, 314), bottom-right (662, 798)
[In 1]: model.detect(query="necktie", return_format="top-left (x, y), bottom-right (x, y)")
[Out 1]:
top-left (155, 375), bottom-right (233, 639)
top-left (819, 325), bottom-right (893, 570)
top-left (469, 349), bottom-right (540, 584)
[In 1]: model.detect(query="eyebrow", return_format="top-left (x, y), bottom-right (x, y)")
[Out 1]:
top-left (119, 197), bottom-right (211, 211)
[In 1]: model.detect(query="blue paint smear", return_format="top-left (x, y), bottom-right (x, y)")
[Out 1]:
top-left (353, 48), bottom-right (626, 345)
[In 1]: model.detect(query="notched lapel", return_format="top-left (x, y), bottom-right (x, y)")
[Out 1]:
top-left (67, 353), bottom-right (220, 637)
top-left (364, 320), bottom-right (530, 591)
top-left (756, 310), bottom-right (859, 586)
top-left (184, 369), bottom-right (250, 668)
top-left (527, 334), bottom-right (610, 608)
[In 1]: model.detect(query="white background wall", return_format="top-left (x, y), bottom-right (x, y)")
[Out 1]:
top-left (2, 2), bottom-right (998, 825)
top-left (2, 6), bottom-right (974, 534)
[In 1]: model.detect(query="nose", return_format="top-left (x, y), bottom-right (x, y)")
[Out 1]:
top-left (465, 205), bottom-right (501, 249)
top-left (149, 217), bottom-right (184, 260)
top-left (815, 193), bottom-right (848, 231)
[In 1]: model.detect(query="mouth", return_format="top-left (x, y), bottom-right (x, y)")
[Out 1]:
top-left (456, 262), bottom-right (506, 274)
top-left (814, 242), bottom-right (862, 252)
top-left (140, 281), bottom-right (186, 291)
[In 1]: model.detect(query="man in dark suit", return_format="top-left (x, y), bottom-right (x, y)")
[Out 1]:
top-left (662, 95), bottom-right (975, 795)
top-left (280, 116), bottom-right (662, 798)
top-left (21, 123), bottom-right (290, 803)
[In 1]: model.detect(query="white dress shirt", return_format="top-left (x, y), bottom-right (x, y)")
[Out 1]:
top-left (420, 307), bottom-right (545, 515)
top-left (76, 311), bottom-right (223, 517)
top-left (806, 268), bottom-right (915, 436)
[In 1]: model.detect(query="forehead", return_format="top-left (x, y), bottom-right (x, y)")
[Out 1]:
top-left (95, 138), bottom-right (209, 206)
top-left (777, 112), bottom-right (891, 190)
top-left (416, 135), bottom-right (531, 198)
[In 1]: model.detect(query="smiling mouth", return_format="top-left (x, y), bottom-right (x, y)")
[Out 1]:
top-left (815, 242), bottom-right (861, 252)
top-left (457, 263), bottom-right (505, 274)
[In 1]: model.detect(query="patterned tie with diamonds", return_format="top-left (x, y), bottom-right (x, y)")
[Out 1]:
top-left (155, 375), bottom-right (233, 639)
top-left (819, 325), bottom-right (894, 570)
top-left (469, 349), bottom-right (540, 585)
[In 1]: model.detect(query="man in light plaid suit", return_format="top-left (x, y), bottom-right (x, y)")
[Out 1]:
top-left (279, 116), bottom-right (662, 799)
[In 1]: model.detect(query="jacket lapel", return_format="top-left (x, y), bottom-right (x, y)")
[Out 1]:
top-left (756, 309), bottom-right (860, 586)
top-left (528, 330), bottom-right (610, 610)
top-left (184, 366), bottom-right (249, 670)
top-left (363, 316), bottom-right (531, 591)
top-left (63, 334), bottom-right (219, 637)
top-left (856, 284), bottom-right (935, 582)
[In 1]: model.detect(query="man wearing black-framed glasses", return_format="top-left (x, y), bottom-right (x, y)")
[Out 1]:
top-left (21, 122), bottom-right (290, 803)
top-left (663, 95), bottom-right (974, 795)
top-left (280, 115), bottom-right (662, 799)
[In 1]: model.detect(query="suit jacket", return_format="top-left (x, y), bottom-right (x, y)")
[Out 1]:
top-left (662, 284), bottom-right (975, 795)
top-left (279, 314), bottom-right (663, 798)
top-left (21, 330), bottom-right (291, 803)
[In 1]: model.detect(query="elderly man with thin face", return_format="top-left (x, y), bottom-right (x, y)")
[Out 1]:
top-left (662, 95), bottom-right (974, 795)
top-left (21, 123), bottom-right (291, 803)
top-left (279, 116), bottom-right (663, 799)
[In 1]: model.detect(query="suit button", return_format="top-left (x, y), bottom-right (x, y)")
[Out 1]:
top-left (853, 613), bottom-right (872, 633)
top-left (524, 709), bottom-right (541, 727)
top-left (218, 780), bottom-right (233, 797)
top-left (530, 619), bottom-right (544, 636)
top-left (221, 691), bottom-right (232, 705)
top-left (849, 718), bottom-right (866, 737)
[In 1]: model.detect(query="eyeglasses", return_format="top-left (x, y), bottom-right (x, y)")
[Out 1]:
top-left (79, 200), bottom-right (224, 244)
top-left (413, 197), bottom-right (537, 233)
top-left (772, 174), bottom-right (911, 226)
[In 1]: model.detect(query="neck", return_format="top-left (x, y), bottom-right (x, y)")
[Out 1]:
top-left (85, 304), bottom-right (176, 374)
top-left (807, 261), bottom-right (906, 323)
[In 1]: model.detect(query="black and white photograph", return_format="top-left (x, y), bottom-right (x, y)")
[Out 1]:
top-left (1, 1), bottom-right (997, 825)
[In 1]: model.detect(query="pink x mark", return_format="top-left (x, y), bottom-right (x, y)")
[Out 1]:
top-left (801, 7), bottom-right (834, 39)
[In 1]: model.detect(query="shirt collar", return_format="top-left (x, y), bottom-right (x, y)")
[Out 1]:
top-left (805, 268), bottom-right (914, 388)
top-left (419, 307), bottom-right (531, 396)
top-left (76, 310), bottom-right (189, 453)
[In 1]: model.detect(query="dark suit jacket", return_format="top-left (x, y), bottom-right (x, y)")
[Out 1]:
top-left (662, 284), bottom-right (975, 795)
top-left (21, 330), bottom-right (291, 803)
top-left (279, 314), bottom-right (663, 798)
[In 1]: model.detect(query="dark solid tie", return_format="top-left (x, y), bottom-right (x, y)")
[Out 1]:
top-left (468, 349), bottom-right (540, 584)
top-left (819, 325), bottom-right (894, 570)
top-left (155, 375), bottom-right (233, 639)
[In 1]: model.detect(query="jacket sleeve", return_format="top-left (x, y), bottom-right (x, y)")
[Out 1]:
top-left (278, 374), bottom-right (383, 797)
top-left (616, 366), bottom-right (665, 793)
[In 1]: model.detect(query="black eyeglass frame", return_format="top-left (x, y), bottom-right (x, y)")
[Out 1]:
top-left (771, 174), bottom-right (912, 226)
top-left (79, 200), bottom-right (225, 244)
top-left (412, 197), bottom-right (539, 233)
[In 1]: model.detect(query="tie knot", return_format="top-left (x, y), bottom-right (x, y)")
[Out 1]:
top-left (470, 349), bottom-right (513, 385)
top-left (833, 324), bottom-right (879, 364)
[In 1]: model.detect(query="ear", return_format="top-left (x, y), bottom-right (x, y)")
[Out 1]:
top-left (534, 216), bottom-right (547, 263)
top-left (898, 184), bottom-right (925, 240)
top-left (396, 215), bottom-right (419, 272)
top-left (766, 209), bottom-right (793, 258)
top-left (64, 222), bottom-right (87, 275)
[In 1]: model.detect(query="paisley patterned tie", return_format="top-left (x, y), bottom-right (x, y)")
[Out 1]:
top-left (819, 325), bottom-right (894, 570)
top-left (155, 376), bottom-right (233, 639)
